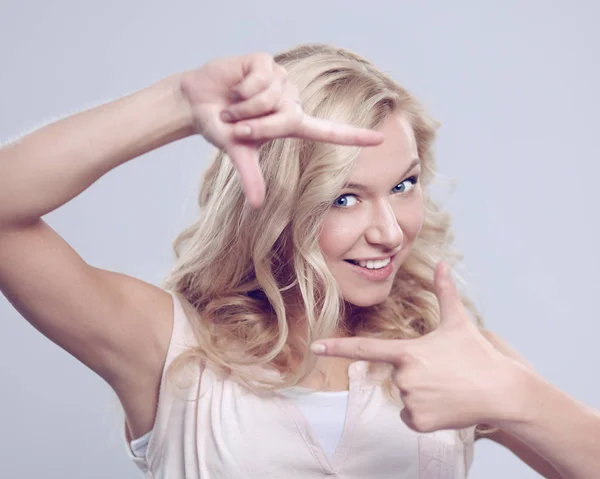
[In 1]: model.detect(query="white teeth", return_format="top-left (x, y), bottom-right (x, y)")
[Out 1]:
top-left (357, 257), bottom-right (391, 270)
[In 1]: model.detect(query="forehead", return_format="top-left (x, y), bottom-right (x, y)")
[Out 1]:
top-left (348, 114), bottom-right (418, 182)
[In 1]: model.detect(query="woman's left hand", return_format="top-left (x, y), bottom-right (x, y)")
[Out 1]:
top-left (311, 261), bottom-right (528, 433)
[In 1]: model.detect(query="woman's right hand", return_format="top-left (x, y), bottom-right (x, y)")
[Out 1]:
top-left (179, 52), bottom-right (384, 207)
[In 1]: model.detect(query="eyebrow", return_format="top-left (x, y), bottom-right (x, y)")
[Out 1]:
top-left (343, 158), bottom-right (421, 191)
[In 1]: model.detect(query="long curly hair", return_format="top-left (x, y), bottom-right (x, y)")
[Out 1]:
top-left (162, 43), bottom-right (494, 437)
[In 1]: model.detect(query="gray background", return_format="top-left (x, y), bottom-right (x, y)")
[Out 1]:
top-left (1, 1), bottom-right (598, 477)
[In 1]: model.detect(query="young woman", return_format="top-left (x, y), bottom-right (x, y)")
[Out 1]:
top-left (0, 43), bottom-right (598, 478)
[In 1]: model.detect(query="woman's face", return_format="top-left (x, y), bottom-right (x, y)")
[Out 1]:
top-left (319, 113), bottom-right (424, 307)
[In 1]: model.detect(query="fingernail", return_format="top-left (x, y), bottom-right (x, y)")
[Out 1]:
top-left (220, 110), bottom-right (233, 122)
top-left (443, 262), bottom-right (452, 280)
top-left (310, 342), bottom-right (326, 354)
top-left (235, 124), bottom-right (252, 136)
top-left (439, 261), bottom-right (447, 277)
top-left (440, 262), bottom-right (453, 286)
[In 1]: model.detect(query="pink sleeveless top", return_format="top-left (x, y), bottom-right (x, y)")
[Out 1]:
top-left (123, 292), bottom-right (475, 478)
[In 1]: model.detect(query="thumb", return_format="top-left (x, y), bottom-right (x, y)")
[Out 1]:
top-left (434, 261), bottom-right (467, 328)
top-left (225, 143), bottom-right (265, 208)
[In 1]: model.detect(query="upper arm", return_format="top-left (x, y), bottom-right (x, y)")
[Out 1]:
top-left (0, 219), bottom-right (173, 390)
top-left (476, 329), bottom-right (563, 479)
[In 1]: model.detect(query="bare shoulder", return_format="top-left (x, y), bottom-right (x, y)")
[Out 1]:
top-left (0, 219), bottom-right (175, 437)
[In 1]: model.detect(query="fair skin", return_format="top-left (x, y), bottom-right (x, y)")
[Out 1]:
top-left (311, 262), bottom-right (600, 478)
top-left (0, 53), bottom-right (383, 441)
top-left (319, 114), bottom-right (423, 308)
top-left (0, 51), bottom-right (596, 477)
top-left (298, 113), bottom-right (424, 392)
top-left (309, 111), bottom-right (594, 478)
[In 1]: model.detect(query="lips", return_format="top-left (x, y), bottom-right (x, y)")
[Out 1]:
top-left (344, 255), bottom-right (396, 281)
top-left (345, 257), bottom-right (391, 263)
top-left (345, 259), bottom-right (388, 268)
top-left (344, 255), bottom-right (394, 268)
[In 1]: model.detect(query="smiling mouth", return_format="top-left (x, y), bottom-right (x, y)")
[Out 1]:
top-left (344, 256), bottom-right (393, 270)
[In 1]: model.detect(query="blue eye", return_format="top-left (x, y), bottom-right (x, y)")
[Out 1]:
top-left (393, 176), bottom-right (418, 193)
top-left (333, 176), bottom-right (419, 208)
top-left (333, 194), bottom-right (358, 208)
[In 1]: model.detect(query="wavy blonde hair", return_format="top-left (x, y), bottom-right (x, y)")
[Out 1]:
top-left (163, 43), bottom-right (495, 437)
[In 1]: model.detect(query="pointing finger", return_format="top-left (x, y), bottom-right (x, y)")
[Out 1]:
top-left (310, 337), bottom-right (411, 365)
top-left (232, 111), bottom-right (384, 146)
top-left (296, 114), bottom-right (384, 146)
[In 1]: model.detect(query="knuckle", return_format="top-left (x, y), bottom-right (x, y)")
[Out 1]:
top-left (398, 344), bottom-right (418, 362)
top-left (354, 341), bottom-right (369, 359)
top-left (275, 64), bottom-right (289, 78)
top-left (255, 95), bottom-right (271, 110)
top-left (225, 109), bottom-right (240, 121)
top-left (257, 51), bottom-right (273, 62)
top-left (397, 351), bottom-right (413, 364)
top-left (272, 79), bottom-right (284, 96)
top-left (270, 86), bottom-right (284, 109)
top-left (253, 74), bottom-right (269, 88)
top-left (413, 414), bottom-right (434, 433)
top-left (179, 74), bottom-right (193, 98)
top-left (251, 52), bottom-right (273, 70)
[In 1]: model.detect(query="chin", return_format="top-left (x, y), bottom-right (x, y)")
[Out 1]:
top-left (342, 286), bottom-right (393, 308)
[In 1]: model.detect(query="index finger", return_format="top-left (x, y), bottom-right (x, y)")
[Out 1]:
top-left (310, 337), bottom-right (408, 365)
top-left (297, 114), bottom-right (384, 146)
top-left (230, 108), bottom-right (384, 146)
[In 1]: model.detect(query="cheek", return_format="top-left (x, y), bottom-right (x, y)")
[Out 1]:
top-left (398, 194), bottom-right (425, 242)
top-left (319, 216), bottom-right (361, 258)
top-left (408, 207), bottom-right (425, 238)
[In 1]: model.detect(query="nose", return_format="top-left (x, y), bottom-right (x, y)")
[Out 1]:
top-left (364, 200), bottom-right (404, 250)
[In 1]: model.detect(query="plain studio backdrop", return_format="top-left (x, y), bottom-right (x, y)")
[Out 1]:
top-left (1, 1), bottom-right (598, 477)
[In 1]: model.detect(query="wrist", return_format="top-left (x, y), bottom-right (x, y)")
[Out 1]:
top-left (149, 73), bottom-right (196, 141)
top-left (485, 358), bottom-right (543, 428)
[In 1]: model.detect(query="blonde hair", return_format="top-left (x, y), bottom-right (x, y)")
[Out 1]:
top-left (163, 43), bottom-right (495, 437)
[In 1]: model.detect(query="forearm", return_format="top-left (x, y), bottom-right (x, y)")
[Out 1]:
top-left (0, 73), bottom-right (194, 228)
top-left (496, 366), bottom-right (600, 479)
